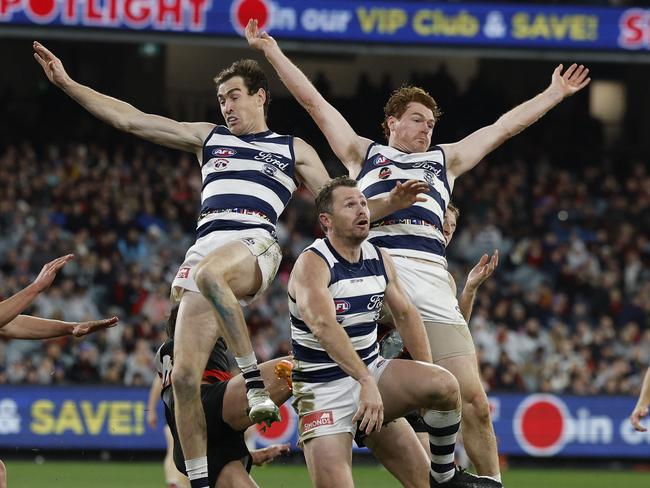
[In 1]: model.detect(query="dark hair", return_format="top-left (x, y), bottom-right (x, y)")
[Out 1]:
top-left (213, 59), bottom-right (271, 117)
top-left (315, 176), bottom-right (359, 216)
top-left (165, 304), bottom-right (179, 338)
top-left (381, 86), bottom-right (442, 140)
top-left (447, 201), bottom-right (460, 219)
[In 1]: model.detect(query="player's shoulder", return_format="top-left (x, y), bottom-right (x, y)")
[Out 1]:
top-left (184, 121), bottom-right (217, 143)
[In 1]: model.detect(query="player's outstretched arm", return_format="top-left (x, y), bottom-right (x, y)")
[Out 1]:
top-left (147, 375), bottom-right (163, 429)
top-left (0, 315), bottom-right (118, 340)
top-left (380, 250), bottom-right (432, 364)
top-left (33, 41), bottom-right (212, 154)
top-left (442, 63), bottom-right (591, 182)
top-left (292, 252), bottom-right (384, 434)
top-left (246, 19), bottom-right (371, 175)
top-left (0, 254), bottom-right (73, 328)
top-left (631, 368), bottom-right (650, 432)
top-left (457, 250), bottom-right (498, 322)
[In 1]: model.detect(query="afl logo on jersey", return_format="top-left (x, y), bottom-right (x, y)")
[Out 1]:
top-left (212, 147), bottom-right (237, 157)
top-left (335, 300), bottom-right (351, 314)
top-left (373, 155), bottom-right (391, 166)
top-left (378, 167), bottom-right (392, 180)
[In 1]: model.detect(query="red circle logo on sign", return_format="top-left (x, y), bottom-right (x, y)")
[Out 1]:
top-left (230, 0), bottom-right (271, 35)
top-left (514, 394), bottom-right (569, 456)
top-left (255, 401), bottom-right (296, 446)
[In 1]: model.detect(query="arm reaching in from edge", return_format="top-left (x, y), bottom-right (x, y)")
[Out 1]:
top-left (631, 368), bottom-right (650, 432)
top-left (0, 315), bottom-right (118, 340)
top-left (147, 375), bottom-right (163, 429)
top-left (246, 19), bottom-right (371, 175)
top-left (442, 64), bottom-right (590, 184)
top-left (0, 254), bottom-right (73, 327)
top-left (33, 41), bottom-right (213, 155)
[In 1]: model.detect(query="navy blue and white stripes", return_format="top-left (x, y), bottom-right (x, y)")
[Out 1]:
top-left (357, 143), bottom-right (451, 266)
top-left (197, 125), bottom-right (297, 240)
top-left (290, 238), bottom-right (388, 383)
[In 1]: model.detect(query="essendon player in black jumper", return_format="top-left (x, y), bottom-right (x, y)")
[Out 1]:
top-left (155, 306), bottom-right (292, 488)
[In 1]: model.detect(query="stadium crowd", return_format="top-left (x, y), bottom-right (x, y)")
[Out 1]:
top-left (1, 68), bottom-right (648, 398)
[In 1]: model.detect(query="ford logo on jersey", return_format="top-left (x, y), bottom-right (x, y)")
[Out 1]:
top-left (212, 147), bottom-right (237, 157)
top-left (334, 300), bottom-right (351, 314)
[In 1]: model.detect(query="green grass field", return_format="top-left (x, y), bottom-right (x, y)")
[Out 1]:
top-left (4, 461), bottom-right (650, 487)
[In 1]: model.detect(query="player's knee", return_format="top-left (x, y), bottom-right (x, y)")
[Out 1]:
top-left (463, 389), bottom-right (491, 425)
top-left (194, 260), bottom-right (226, 295)
top-left (429, 368), bottom-right (460, 410)
top-left (171, 365), bottom-right (201, 402)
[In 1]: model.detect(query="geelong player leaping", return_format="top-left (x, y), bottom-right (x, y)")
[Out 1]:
top-left (33, 41), bottom-right (425, 488)
top-left (246, 19), bottom-right (589, 486)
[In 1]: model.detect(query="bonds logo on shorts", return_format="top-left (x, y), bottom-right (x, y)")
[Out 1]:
top-left (176, 267), bottom-right (191, 279)
top-left (301, 410), bottom-right (334, 433)
top-left (335, 300), bottom-right (351, 314)
top-left (378, 167), bottom-right (392, 180)
top-left (212, 147), bottom-right (237, 157)
top-left (373, 155), bottom-right (391, 166)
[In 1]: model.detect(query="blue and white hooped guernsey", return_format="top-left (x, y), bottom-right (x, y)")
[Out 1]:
top-left (290, 238), bottom-right (388, 383)
top-left (197, 125), bottom-right (298, 240)
top-left (357, 143), bottom-right (451, 267)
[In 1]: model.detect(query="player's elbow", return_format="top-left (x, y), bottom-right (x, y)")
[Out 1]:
top-left (392, 302), bottom-right (418, 329)
top-left (113, 114), bottom-right (135, 133)
top-left (303, 316), bottom-right (330, 341)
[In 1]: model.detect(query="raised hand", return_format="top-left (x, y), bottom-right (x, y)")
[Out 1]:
top-left (389, 179), bottom-right (429, 210)
top-left (630, 404), bottom-right (648, 432)
top-left (245, 18), bottom-right (278, 53)
top-left (31, 254), bottom-right (74, 294)
top-left (549, 63), bottom-right (591, 99)
top-left (251, 443), bottom-right (291, 465)
top-left (33, 41), bottom-right (72, 88)
top-left (465, 250), bottom-right (498, 292)
top-left (72, 316), bottom-right (119, 337)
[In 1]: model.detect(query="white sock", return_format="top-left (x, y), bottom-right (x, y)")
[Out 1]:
top-left (423, 408), bottom-right (462, 483)
top-left (235, 351), bottom-right (259, 373)
top-left (185, 456), bottom-right (209, 488)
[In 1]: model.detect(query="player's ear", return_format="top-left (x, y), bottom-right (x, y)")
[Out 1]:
top-left (256, 88), bottom-right (266, 107)
top-left (318, 213), bottom-right (331, 231)
top-left (387, 115), bottom-right (397, 132)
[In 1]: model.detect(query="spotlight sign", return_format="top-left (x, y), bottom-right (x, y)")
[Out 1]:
top-left (0, 0), bottom-right (648, 52)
